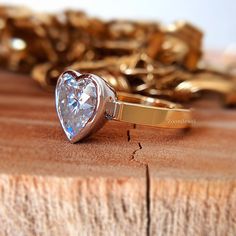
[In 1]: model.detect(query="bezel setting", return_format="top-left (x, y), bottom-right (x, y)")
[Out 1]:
top-left (55, 70), bottom-right (116, 143)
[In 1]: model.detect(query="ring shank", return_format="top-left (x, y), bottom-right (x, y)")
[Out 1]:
top-left (107, 93), bottom-right (192, 129)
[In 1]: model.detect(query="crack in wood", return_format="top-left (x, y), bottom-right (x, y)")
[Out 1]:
top-left (127, 128), bottom-right (151, 236)
top-left (130, 142), bottom-right (143, 161)
top-left (146, 164), bottom-right (151, 236)
top-left (127, 130), bottom-right (131, 142)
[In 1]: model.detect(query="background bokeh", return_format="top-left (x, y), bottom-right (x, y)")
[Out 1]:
top-left (1, 0), bottom-right (236, 49)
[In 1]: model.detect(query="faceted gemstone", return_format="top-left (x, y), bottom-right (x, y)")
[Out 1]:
top-left (56, 72), bottom-right (97, 140)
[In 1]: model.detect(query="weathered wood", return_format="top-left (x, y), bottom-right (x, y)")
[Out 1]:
top-left (0, 71), bottom-right (235, 236)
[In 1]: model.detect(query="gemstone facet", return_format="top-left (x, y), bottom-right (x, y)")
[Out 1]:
top-left (56, 72), bottom-right (97, 141)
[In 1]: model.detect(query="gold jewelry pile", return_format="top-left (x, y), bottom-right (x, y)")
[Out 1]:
top-left (0, 5), bottom-right (236, 106)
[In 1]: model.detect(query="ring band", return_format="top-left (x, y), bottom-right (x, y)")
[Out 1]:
top-left (109, 92), bottom-right (191, 129)
top-left (55, 70), bottom-right (192, 143)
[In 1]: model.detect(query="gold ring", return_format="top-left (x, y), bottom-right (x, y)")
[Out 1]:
top-left (55, 70), bottom-right (192, 143)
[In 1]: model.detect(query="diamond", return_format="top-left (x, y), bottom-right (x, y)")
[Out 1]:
top-left (56, 72), bottom-right (97, 141)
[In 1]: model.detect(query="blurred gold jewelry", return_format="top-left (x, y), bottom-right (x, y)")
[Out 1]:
top-left (0, 5), bottom-right (236, 106)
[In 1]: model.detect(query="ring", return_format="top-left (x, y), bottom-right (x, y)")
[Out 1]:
top-left (55, 70), bottom-right (192, 143)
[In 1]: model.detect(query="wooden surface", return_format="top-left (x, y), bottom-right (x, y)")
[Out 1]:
top-left (0, 70), bottom-right (236, 236)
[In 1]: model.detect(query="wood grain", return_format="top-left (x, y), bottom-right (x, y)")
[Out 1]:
top-left (0, 71), bottom-right (235, 236)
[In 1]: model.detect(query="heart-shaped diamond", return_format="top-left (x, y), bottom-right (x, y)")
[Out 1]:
top-left (55, 71), bottom-right (97, 141)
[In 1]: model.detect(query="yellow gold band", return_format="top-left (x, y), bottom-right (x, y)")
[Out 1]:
top-left (110, 92), bottom-right (191, 128)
